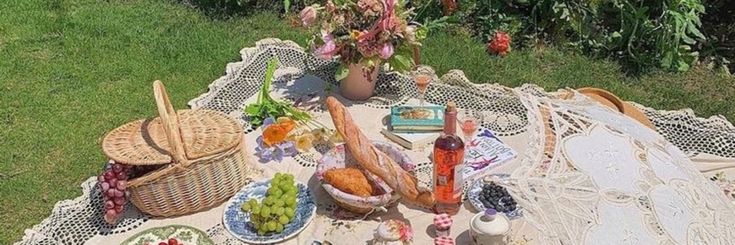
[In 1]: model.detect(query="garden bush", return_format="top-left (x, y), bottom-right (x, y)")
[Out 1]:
top-left (413, 0), bottom-right (721, 73)
top-left (699, 0), bottom-right (735, 72)
top-left (190, 0), bottom-right (732, 74)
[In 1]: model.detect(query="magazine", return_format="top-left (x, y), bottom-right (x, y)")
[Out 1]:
top-left (458, 129), bottom-right (517, 181)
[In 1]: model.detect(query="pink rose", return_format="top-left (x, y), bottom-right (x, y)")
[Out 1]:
top-left (315, 33), bottom-right (338, 60)
top-left (379, 43), bottom-right (394, 59)
top-left (299, 6), bottom-right (317, 27)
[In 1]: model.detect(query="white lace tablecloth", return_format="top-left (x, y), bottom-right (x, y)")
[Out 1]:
top-left (15, 39), bottom-right (735, 245)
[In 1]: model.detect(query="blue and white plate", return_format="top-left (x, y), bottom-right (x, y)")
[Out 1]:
top-left (467, 176), bottom-right (523, 219)
top-left (223, 179), bottom-right (316, 244)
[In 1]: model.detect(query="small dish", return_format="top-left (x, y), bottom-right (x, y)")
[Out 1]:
top-left (223, 179), bottom-right (316, 244)
top-left (467, 177), bottom-right (523, 219)
top-left (120, 225), bottom-right (214, 245)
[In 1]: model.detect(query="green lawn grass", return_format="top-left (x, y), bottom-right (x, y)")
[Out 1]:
top-left (0, 0), bottom-right (733, 243)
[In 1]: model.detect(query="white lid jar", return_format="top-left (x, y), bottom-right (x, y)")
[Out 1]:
top-left (469, 209), bottom-right (510, 245)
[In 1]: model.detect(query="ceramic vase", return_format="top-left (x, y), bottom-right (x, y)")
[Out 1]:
top-left (340, 63), bottom-right (379, 101)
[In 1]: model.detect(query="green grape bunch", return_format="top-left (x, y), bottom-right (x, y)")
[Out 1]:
top-left (241, 173), bottom-right (299, 235)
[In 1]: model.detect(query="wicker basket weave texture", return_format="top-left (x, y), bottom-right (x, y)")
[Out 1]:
top-left (102, 81), bottom-right (251, 217)
top-left (127, 144), bottom-right (249, 216)
top-left (102, 112), bottom-right (243, 165)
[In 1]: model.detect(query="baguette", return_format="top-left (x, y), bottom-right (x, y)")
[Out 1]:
top-left (326, 97), bottom-right (435, 208)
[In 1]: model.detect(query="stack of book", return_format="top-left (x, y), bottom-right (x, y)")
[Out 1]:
top-left (381, 105), bottom-right (444, 149)
top-left (382, 104), bottom-right (517, 179)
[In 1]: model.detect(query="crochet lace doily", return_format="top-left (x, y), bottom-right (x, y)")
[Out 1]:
top-left (505, 89), bottom-right (735, 244)
top-left (15, 39), bottom-right (735, 245)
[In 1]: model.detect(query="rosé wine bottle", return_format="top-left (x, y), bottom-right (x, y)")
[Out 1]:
top-left (433, 101), bottom-right (465, 215)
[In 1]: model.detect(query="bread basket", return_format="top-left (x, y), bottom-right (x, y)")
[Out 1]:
top-left (316, 141), bottom-right (415, 214)
top-left (102, 81), bottom-right (252, 217)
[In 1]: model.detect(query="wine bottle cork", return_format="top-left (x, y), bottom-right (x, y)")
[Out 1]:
top-left (444, 101), bottom-right (458, 135)
top-left (446, 101), bottom-right (457, 111)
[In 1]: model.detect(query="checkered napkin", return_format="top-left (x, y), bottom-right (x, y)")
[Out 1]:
top-left (434, 236), bottom-right (455, 245)
top-left (433, 213), bottom-right (453, 229)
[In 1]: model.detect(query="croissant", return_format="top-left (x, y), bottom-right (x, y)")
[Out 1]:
top-left (323, 167), bottom-right (373, 197)
top-left (326, 97), bottom-right (435, 208)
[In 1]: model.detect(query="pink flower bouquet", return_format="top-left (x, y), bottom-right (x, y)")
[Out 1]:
top-left (299, 0), bottom-right (426, 80)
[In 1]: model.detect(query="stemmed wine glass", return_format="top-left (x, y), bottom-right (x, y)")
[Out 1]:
top-left (412, 66), bottom-right (433, 107)
top-left (457, 108), bottom-right (483, 143)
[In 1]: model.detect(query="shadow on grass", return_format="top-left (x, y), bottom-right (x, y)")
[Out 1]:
top-left (178, 0), bottom-right (255, 19)
top-left (178, 0), bottom-right (311, 20)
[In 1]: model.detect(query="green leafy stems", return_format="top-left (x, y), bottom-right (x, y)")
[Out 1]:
top-left (414, 0), bottom-right (707, 72)
top-left (244, 58), bottom-right (311, 126)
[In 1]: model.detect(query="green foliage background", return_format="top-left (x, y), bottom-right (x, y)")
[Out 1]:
top-left (413, 0), bottom-right (730, 73)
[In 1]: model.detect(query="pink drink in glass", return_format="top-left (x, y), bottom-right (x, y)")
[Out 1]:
top-left (415, 75), bottom-right (431, 94)
top-left (460, 118), bottom-right (478, 141)
top-left (415, 74), bottom-right (431, 107)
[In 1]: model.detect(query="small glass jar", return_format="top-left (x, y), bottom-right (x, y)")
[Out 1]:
top-left (433, 213), bottom-right (453, 237)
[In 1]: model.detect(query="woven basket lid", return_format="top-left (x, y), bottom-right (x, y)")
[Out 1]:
top-left (103, 109), bottom-right (243, 165)
top-left (102, 81), bottom-right (243, 165)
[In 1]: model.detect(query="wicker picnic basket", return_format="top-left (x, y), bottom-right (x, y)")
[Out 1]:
top-left (102, 81), bottom-right (251, 217)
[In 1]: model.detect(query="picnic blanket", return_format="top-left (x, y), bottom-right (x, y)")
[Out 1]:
top-left (16, 39), bottom-right (735, 245)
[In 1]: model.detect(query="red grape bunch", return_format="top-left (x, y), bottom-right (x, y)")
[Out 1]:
top-left (98, 160), bottom-right (130, 224)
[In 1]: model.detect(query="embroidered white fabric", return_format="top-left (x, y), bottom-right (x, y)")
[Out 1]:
top-left (506, 89), bottom-right (735, 244)
top-left (15, 39), bottom-right (735, 245)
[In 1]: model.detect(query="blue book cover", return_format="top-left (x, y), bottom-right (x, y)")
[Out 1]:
top-left (390, 105), bottom-right (444, 132)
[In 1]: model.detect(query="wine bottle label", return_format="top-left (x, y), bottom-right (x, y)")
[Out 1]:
top-left (437, 175), bottom-right (448, 186)
top-left (453, 164), bottom-right (463, 195)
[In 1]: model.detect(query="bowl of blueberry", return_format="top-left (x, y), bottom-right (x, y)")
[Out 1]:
top-left (467, 177), bottom-right (522, 219)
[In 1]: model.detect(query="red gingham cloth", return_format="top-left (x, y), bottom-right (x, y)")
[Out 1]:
top-left (434, 236), bottom-right (455, 245)
top-left (433, 213), bottom-right (453, 229)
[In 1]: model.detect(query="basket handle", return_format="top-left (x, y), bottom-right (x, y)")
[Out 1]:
top-left (153, 80), bottom-right (189, 165)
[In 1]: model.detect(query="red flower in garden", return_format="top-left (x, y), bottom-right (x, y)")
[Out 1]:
top-left (488, 31), bottom-right (511, 56)
top-left (442, 0), bottom-right (457, 16)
